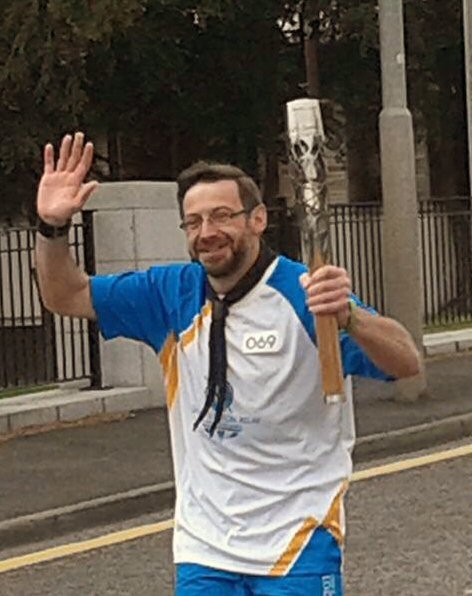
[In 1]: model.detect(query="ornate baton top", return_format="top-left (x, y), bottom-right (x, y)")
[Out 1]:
top-left (286, 98), bottom-right (331, 266)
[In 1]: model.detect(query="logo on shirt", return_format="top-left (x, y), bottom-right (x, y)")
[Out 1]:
top-left (200, 381), bottom-right (260, 440)
top-left (201, 382), bottom-right (242, 440)
top-left (242, 330), bottom-right (281, 354)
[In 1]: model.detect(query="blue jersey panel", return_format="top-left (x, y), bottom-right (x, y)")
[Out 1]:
top-left (265, 256), bottom-right (315, 343)
top-left (266, 257), bottom-right (392, 381)
top-left (91, 262), bottom-right (206, 352)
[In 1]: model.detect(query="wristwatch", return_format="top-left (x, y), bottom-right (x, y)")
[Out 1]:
top-left (37, 217), bottom-right (72, 239)
top-left (342, 299), bottom-right (359, 334)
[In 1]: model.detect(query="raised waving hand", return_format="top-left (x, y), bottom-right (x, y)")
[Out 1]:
top-left (37, 132), bottom-right (98, 226)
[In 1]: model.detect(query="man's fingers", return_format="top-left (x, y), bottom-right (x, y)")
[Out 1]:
top-left (305, 281), bottom-right (351, 300)
top-left (57, 135), bottom-right (72, 172)
top-left (307, 288), bottom-right (350, 307)
top-left (43, 144), bottom-right (54, 174)
top-left (311, 301), bottom-right (349, 316)
top-left (77, 181), bottom-right (98, 207)
top-left (312, 265), bottom-right (346, 282)
top-left (77, 141), bottom-right (95, 178)
top-left (66, 132), bottom-right (84, 172)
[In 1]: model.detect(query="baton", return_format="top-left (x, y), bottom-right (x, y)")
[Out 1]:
top-left (286, 98), bottom-right (345, 404)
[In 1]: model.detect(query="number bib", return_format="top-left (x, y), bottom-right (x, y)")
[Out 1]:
top-left (242, 330), bottom-right (281, 354)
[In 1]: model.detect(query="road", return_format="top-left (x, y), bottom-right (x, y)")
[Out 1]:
top-left (1, 440), bottom-right (471, 596)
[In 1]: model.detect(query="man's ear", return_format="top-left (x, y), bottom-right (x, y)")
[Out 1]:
top-left (251, 204), bottom-right (267, 233)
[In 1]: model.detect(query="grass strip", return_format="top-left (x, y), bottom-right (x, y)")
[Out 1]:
top-left (0, 384), bottom-right (58, 400)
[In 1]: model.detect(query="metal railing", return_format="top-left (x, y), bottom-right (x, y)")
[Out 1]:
top-left (266, 197), bottom-right (472, 326)
top-left (2, 196), bottom-right (471, 390)
top-left (265, 200), bottom-right (385, 312)
top-left (330, 203), bottom-right (385, 313)
top-left (0, 214), bottom-right (100, 390)
top-left (419, 197), bottom-right (472, 327)
top-left (0, 227), bottom-right (52, 388)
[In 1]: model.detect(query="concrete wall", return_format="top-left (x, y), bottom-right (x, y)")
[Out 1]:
top-left (84, 181), bottom-right (188, 406)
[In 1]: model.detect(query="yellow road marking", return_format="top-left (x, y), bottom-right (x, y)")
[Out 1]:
top-left (0, 519), bottom-right (174, 575)
top-left (1, 442), bottom-right (471, 575)
top-left (352, 443), bottom-right (472, 482)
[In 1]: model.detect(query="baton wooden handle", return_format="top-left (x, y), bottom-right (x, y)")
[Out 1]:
top-left (311, 251), bottom-right (345, 403)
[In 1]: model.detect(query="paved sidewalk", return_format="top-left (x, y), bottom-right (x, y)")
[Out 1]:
top-left (1, 331), bottom-right (471, 549)
top-left (0, 386), bottom-right (154, 436)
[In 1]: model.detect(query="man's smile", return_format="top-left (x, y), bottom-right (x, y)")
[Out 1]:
top-left (197, 242), bottom-right (231, 258)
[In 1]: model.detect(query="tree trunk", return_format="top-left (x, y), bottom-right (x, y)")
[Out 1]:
top-left (107, 129), bottom-right (123, 180)
top-left (346, 120), bottom-right (380, 203)
top-left (302, 0), bottom-right (321, 98)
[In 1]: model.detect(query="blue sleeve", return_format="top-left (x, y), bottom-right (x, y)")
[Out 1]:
top-left (341, 295), bottom-right (395, 381)
top-left (90, 264), bottom-right (206, 353)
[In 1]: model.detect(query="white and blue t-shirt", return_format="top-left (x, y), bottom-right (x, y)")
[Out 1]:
top-left (91, 255), bottom-right (390, 576)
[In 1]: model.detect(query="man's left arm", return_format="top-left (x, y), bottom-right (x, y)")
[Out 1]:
top-left (340, 306), bottom-right (421, 378)
top-left (301, 265), bottom-right (422, 379)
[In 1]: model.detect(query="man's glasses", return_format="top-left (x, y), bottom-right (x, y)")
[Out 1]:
top-left (179, 207), bottom-right (253, 233)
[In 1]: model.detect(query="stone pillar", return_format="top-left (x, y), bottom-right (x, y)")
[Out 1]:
top-left (378, 0), bottom-right (427, 400)
top-left (84, 181), bottom-right (188, 406)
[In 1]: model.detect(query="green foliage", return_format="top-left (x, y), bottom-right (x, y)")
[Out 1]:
top-left (0, 0), bottom-right (468, 219)
top-left (80, 0), bottom-right (303, 179)
top-left (0, 0), bottom-right (146, 219)
top-left (404, 0), bottom-right (467, 195)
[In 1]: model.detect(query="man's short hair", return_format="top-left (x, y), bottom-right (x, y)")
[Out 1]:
top-left (176, 161), bottom-right (263, 217)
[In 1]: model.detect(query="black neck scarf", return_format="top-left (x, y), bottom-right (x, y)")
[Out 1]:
top-left (193, 243), bottom-right (277, 437)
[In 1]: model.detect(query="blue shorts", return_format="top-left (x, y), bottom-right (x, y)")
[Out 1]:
top-left (175, 527), bottom-right (344, 596)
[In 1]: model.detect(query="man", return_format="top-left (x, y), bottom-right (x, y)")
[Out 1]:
top-left (36, 132), bottom-right (420, 595)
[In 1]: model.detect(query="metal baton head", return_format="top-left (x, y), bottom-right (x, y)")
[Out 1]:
top-left (286, 98), bottom-right (327, 213)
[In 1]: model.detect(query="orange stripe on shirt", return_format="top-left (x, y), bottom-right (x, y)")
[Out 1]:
top-left (322, 480), bottom-right (349, 546)
top-left (159, 334), bottom-right (179, 409)
top-left (158, 304), bottom-right (211, 410)
top-left (161, 330), bottom-right (179, 367)
top-left (181, 302), bottom-right (212, 350)
top-left (269, 516), bottom-right (318, 577)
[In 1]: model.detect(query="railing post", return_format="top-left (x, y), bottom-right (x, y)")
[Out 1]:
top-left (82, 211), bottom-right (102, 389)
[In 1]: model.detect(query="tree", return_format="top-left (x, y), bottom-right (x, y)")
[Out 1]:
top-left (296, 0), bottom-right (468, 201)
top-left (0, 0), bottom-right (302, 218)
top-left (404, 0), bottom-right (467, 197)
top-left (0, 0), bottom-right (467, 221)
top-left (281, 0), bottom-right (382, 201)
top-left (0, 0), bottom-right (147, 221)
top-left (84, 0), bottom-right (304, 197)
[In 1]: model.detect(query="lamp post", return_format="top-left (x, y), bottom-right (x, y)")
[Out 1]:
top-left (378, 0), bottom-right (427, 400)
top-left (463, 0), bottom-right (472, 194)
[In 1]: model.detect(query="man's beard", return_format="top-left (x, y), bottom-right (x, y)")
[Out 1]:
top-left (191, 238), bottom-right (249, 278)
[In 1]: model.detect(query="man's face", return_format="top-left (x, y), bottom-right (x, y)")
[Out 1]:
top-left (182, 180), bottom-right (266, 279)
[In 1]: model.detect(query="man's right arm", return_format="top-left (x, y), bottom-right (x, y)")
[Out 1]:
top-left (35, 234), bottom-right (96, 320)
top-left (35, 132), bottom-right (99, 320)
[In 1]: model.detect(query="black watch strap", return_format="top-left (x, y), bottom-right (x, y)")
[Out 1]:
top-left (37, 217), bottom-right (72, 239)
